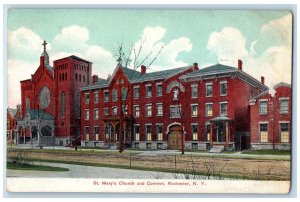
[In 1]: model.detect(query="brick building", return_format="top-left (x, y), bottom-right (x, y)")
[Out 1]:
top-left (16, 41), bottom-right (92, 146)
top-left (6, 105), bottom-right (21, 144)
top-left (249, 82), bottom-right (291, 150)
top-left (13, 41), bottom-right (291, 150)
top-left (80, 60), bottom-right (273, 151)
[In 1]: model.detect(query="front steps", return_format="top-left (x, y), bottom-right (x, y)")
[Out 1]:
top-left (209, 145), bottom-right (225, 153)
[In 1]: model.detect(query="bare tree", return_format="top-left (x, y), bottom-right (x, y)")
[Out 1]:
top-left (114, 39), bottom-right (163, 153)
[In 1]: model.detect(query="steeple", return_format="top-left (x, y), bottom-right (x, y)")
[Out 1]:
top-left (40, 40), bottom-right (49, 66)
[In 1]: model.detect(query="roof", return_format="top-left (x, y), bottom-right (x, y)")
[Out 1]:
top-left (274, 82), bottom-right (291, 89)
top-left (120, 66), bottom-right (191, 83)
top-left (249, 90), bottom-right (269, 102)
top-left (185, 64), bottom-right (237, 77)
top-left (54, 55), bottom-right (92, 64)
top-left (27, 110), bottom-right (54, 120)
top-left (7, 108), bottom-right (17, 117)
top-left (210, 115), bottom-right (233, 122)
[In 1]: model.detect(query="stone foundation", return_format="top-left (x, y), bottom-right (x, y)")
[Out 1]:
top-left (80, 141), bottom-right (106, 148)
top-left (184, 141), bottom-right (209, 150)
top-left (55, 137), bottom-right (70, 146)
top-left (251, 143), bottom-right (290, 150)
top-left (132, 141), bottom-right (168, 150)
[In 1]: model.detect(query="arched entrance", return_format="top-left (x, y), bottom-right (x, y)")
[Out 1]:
top-left (31, 125), bottom-right (38, 140)
top-left (41, 126), bottom-right (52, 136)
top-left (167, 124), bottom-right (184, 150)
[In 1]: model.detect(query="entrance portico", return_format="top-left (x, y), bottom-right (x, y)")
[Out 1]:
top-left (209, 116), bottom-right (234, 150)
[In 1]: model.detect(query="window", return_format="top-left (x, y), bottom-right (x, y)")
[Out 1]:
top-left (206, 84), bottom-right (212, 97)
top-left (206, 103), bottom-right (213, 116)
top-left (146, 85), bottom-right (152, 97)
top-left (191, 124), bottom-right (198, 141)
top-left (75, 73), bottom-right (78, 81)
top-left (94, 109), bottom-right (99, 120)
top-left (134, 105), bottom-right (140, 117)
top-left (85, 110), bottom-right (90, 120)
top-left (157, 103), bottom-right (163, 116)
top-left (94, 126), bottom-right (99, 141)
top-left (104, 108), bottom-right (109, 116)
top-left (122, 88), bottom-right (128, 100)
top-left (280, 99), bottom-right (289, 114)
top-left (79, 74), bottom-right (81, 82)
top-left (112, 107), bottom-right (117, 116)
top-left (134, 125), bottom-right (140, 141)
top-left (191, 84), bottom-right (198, 98)
top-left (112, 89), bottom-right (118, 102)
top-left (104, 91), bottom-right (109, 102)
top-left (85, 126), bottom-right (89, 141)
top-left (170, 105), bottom-right (181, 118)
top-left (94, 91), bottom-right (99, 103)
top-left (146, 104), bottom-right (152, 117)
top-left (83, 75), bottom-right (85, 82)
top-left (206, 124), bottom-right (210, 141)
top-left (134, 86), bottom-right (140, 98)
top-left (156, 83), bottom-right (163, 97)
top-left (156, 124), bottom-right (163, 141)
top-left (280, 123), bottom-right (289, 143)
top-left (85, 93), bottom-right (90, 104)
top-left (122, 105), bottom-right (128, 115)
top-left (146, 125), bottom-right (152, 141)
top-left (134, 143), bottom-right (139, 148)
top-left (192, 143), bottom-right (198, 149)
top-left (61, 92), bottom-right (65, 118)
top-left (260, 124), bottom-right (268, 143)
top-left (259, 101), bottom-right (268, 114)
top-left (146, 143), bottom-right (152, 149)
top-left (26, 98), bottom-right (30, 111)
top-left (157, 143), bottom-right (163, 149)
top-left (191, 104), bottom-right (198, 117)
top-left (220, 82), bottom-right (227, 96)
top-left (220, 102), bottom-right (227, 116)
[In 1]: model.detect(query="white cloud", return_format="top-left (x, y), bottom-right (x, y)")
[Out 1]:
top-left (206, 15), bottom-right (292, 90)
top-left (130, 26), bottom-right (192, 70)
top-left (207, 27), bottom-right (248, 66)
top-left (261, 13), bottom-right (292, 47)
top-left (8, 27), bottom-right (51, 61)
top-left (7, 59), bottom-right (39, 108)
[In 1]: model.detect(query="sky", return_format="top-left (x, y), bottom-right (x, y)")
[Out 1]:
top-left (7, 9), bottom-right (292, 108)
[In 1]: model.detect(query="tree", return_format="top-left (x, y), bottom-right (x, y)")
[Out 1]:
top-left (114, 39), bottom-right (163, 153)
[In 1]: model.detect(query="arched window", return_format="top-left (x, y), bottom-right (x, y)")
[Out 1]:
top-left (61, 92), bottom-right (65, 118)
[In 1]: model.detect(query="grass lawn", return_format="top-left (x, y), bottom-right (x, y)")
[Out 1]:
top-left (241, 150), bottom-right (291, 155)
top-left (7, 161), bottom-right (69, 172)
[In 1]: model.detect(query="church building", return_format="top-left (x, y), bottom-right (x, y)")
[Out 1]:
top-left (17, 41), bottom-right (92, 146)
top-left (14, 41), bottom-right (291, 151)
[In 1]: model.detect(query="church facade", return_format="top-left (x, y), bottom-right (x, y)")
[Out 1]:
top-left (17, 41), bottom-right (92, 146)
top-left (14, 42), bottom-right (291, 150)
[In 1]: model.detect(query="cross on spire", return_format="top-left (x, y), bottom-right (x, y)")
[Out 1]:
top-left (42, 40), bottom-right (48, 51)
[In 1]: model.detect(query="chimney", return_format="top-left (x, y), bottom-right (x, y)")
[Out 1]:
top-left (92, 75), bottom-right (98, 84)
top-left (141, 65), bottom-right (146, 75)
top-left (261, 76), bottom-right (265, 85)
top-left (193, 63), bottom-right (199, 70)
top-left (238, 59), bottom-right (243, 70)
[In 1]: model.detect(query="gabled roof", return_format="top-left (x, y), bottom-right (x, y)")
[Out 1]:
top-left (27, 110), bottom-right (54, 120)
top-left (7, 108), bottom-right (17, 117)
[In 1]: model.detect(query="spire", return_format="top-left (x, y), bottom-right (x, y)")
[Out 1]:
top-left (40, 40), bottom-right (49, 66)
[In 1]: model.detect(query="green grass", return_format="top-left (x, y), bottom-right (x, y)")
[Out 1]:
top-left (8, 157), bottom-right (286, 181)
top-left (241, 150), bottom-right (291, 155)
top-left (7, 161), bottom-right (69, 172)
